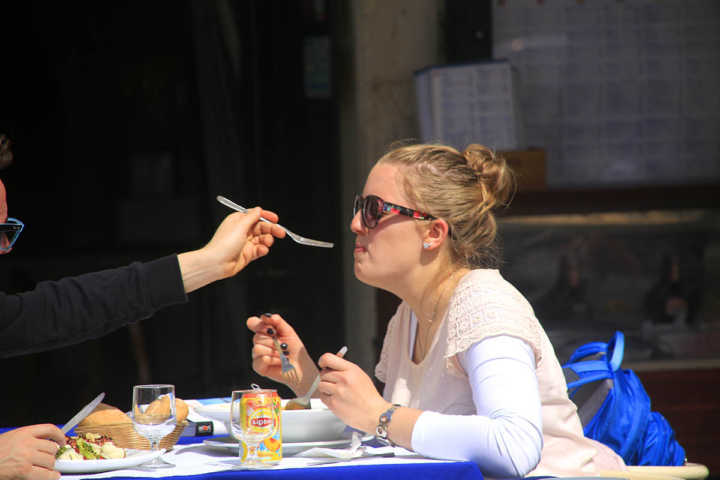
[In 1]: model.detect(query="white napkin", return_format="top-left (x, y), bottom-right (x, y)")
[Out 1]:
top-left (294, 432), bottom-right (395, 460)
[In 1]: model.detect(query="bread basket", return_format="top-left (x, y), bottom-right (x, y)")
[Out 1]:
top-left (75, 420), bottom-right (187, 450)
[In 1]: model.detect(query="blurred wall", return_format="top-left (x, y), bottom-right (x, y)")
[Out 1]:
top-left (335, 0), bottom-right (444, 373)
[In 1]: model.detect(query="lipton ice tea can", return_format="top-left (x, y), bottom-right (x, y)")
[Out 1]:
top-left (240, 389), bottom-right (282, 464)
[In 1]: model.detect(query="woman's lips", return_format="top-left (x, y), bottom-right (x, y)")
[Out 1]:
top-left (354, 244), bottom-right (366, 253)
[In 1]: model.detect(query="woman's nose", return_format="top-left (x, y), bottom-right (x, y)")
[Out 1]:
top-left (350, 210), bottom-right (364, 234)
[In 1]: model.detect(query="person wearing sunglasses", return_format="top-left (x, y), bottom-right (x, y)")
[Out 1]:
top-left (0, 175), bottom-right (285, 480)
top-left (248, 143), bottom-right (625, 478)
top-left (0, 217), bottom-right (23, 252)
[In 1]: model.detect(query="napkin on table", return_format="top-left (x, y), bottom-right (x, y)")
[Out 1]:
top-left (294, 431), bottom-right (396, 460)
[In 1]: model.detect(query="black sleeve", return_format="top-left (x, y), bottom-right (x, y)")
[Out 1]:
top-left (0, 255), bottom-right (188, 358)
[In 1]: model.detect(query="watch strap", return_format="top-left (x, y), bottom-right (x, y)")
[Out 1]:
top-left (375, 403), bottom-right (401, 444)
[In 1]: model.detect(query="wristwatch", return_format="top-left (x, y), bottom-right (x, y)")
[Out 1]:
top-left (375, 404), bottom-right (401, 444)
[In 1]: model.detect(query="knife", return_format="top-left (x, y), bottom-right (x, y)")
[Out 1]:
top-left (61, 392), bottom-right (105, 434)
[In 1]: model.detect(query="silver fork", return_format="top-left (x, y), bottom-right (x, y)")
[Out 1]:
top-left (216, 195), bottom-right (334, 248)
top-left (269, 334), bottom-right (300, 385)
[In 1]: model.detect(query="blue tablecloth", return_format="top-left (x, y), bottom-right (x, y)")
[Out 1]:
top-left (0, 428), bottom-right (485, 480)
top-left (173, 435), bottom-right (484, 480)
top-left (99, 462), bottom-right (484, 480)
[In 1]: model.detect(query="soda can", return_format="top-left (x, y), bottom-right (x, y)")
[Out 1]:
top-left (237, 389), bottom-right (282, 464)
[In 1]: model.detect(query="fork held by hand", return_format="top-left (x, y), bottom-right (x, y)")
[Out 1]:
top-left (266, 326), bottom-right (300, 386)
top-left (216, 195), bottom-right (334, 248)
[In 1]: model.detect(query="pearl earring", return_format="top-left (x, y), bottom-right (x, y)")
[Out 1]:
top-left (423, 242), bottom-right (431, 249)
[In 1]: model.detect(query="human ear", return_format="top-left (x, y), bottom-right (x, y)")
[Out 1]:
top-left (422, 219), bottom-right (450, 250)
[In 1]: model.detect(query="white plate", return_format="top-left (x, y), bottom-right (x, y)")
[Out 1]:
top-left (55, 449), bottom-right (163, 474)
top-left (203, 436), bottom-right (355, 456)
top-left (193, 398), bottom-right (348, 443)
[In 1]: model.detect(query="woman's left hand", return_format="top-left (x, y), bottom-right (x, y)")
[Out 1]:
top-left (316, 353), bottom-right (391, 434)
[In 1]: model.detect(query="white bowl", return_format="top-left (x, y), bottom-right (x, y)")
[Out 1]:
top-left (193, 398), bottom-right (348, 443)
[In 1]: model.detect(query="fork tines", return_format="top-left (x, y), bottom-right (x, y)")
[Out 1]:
top-left (271, 336), bottom-right (299, 385)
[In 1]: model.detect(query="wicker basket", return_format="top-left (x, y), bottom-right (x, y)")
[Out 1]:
top-left (75, 420), bottom-right (187, 450)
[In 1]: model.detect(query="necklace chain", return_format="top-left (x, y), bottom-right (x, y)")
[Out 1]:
top-left (414, 268), bottom-right (462, 362)
top-left (429, 268), bottom-right (461, 324)
top-left (415, 269), bottom-right (462, 362)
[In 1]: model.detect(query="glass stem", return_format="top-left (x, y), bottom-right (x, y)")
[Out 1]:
top-left (248, 443), bottom-right (258, 461)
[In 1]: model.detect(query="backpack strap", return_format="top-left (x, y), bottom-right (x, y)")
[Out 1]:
top-left (563, 331), bottom-right (625, 397)
top-left (567, 331), bottom-right (625, 371)
top-left (568, 341), bottom-right (608, 363)
top-left (607, 331), bottom-right (625, 372)
top-left (564, 360), bottom-right (613, 392)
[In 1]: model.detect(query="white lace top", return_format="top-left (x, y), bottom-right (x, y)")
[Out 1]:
top-left (375, 269), bottom-right (626, 478)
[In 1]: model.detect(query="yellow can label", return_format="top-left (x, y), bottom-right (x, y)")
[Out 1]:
top-left (239, 392), bottom-right (282, 463)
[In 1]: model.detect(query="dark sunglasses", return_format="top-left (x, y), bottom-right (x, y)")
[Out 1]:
top-left (0, 217), bottom-right (24, 252)
top-left (353, 194), bottom-right (435, 229)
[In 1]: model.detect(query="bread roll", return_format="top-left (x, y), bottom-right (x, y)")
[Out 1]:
top-left (142, 396), bottom-right (189, 422)
top-left (176, 398), bottom-right (189, 422)
top-left (78, 403), bottom-right (132, 427)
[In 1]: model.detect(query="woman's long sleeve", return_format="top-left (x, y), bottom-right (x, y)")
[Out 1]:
top-left (410, 335), bottom-right (543, 478)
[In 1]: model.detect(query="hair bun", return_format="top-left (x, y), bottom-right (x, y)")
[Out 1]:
top-left (462, 144), bottom-right (497, 174)
top-left (462, 143), bottom-right (515, 207)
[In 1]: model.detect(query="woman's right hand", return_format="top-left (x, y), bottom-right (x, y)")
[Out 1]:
top-left (247, 313), bottom-right (318, 395)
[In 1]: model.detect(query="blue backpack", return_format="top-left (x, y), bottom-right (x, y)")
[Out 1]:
top-left (562, 331), bottom-right (686, 466)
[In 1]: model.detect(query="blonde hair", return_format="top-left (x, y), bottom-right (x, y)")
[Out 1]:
top-left (377, 142), bottom-right (515, 268)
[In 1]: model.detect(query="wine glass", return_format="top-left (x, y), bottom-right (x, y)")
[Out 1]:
top-left (131, 384), bottom-right (176, 468)
top-left (230, 388), bottom-right (278, 468)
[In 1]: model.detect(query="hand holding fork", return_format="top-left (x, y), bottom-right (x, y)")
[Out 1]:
top-left (248, 313), bottom-right (313, 390)
top-left (217, 195), bottom-right (333, 248)
top-left (265, 325), bottom-right (300, 385)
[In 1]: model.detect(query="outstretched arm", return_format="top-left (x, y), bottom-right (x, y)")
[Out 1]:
top-left (0, 207), bottom-right (284, 358)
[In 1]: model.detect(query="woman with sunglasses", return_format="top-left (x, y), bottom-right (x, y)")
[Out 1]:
top-left (248, 143), bottom-right (625, 478)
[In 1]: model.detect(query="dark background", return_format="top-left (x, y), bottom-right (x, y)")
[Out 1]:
top-left (0, 1), bottom-right (344, 425)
